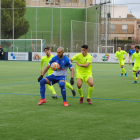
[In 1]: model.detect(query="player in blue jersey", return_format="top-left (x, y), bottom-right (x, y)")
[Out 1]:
top-left (37, 47), bottom-right (74, 107)
top-left (128, 43), bottom-right (138, 79)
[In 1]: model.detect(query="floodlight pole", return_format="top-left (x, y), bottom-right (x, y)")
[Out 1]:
top-left (85, 0), bottom-right (87, 45)
top-left (60, 0), bottom-right (62, 47)
top-left (36, 0), bottom-right (37, 52)
top-left (113, 0), bottom-right (114, 48)
top-left (0, 0), bottom-right (1, 46)
top-left (105, 5), bottom-right (108, 54)
top-left (98, 0), bottom-right (111, 53)
top-left (51, 6), bottom-right (53, 47)
top-left (13, 0), bottom-right (14, 52)
top-left (71, 20), bottom-right (73, 52)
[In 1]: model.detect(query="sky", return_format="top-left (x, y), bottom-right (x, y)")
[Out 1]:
top-left (95, 0), bottom-right (140, 18)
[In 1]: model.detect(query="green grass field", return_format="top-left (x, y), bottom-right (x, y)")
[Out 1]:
top-left (0, 61), bottom-right (140, 140)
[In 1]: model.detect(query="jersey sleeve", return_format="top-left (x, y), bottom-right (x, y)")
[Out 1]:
top-left (67, 58), bottom-right (73, 69)
top-left (87, 56), bottom-right (92, 64)
top-left (71, 54), bottom-right (78, 61)
top-left (131, 53), bottom-right (135, 63)
top-left (129, 50), bottom-right (131, 56)
top-left (123, 51), bottom-right (128, 58)
top-left (115, 52), bottom-right (118, 59)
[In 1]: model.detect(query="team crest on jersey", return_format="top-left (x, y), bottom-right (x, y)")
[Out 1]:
top-left (62, 61), bottom-right (64, 63)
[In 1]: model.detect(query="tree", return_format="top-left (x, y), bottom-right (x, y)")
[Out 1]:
top-left (1, 0), bottom-right (29, 39)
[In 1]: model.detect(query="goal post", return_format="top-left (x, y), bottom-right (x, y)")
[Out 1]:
top-left (0, 39), bottom-right (46, 58)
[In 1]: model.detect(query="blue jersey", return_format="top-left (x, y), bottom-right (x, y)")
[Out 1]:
top-left (129, 49), bottom-right (135, 63)
top-left (49, 55), bottom-right (73, 76)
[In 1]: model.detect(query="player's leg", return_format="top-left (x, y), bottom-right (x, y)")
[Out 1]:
top-left (47, 85), bottom-right (58, 99)
top-left (65, 82), bottom-right (76, 97)
top-left (132, 66), bottom-right (138, 83)
top-left (119, 61), bottom-right (123, 77)
top-left (77, 78), bottom-right (84, 103)
top-left (47, 73), bottom-right (58, 98)
top-left (132, 63), bottom-right (138, 80)
top-left (0, 54), bottom-right (2, 60)
top-left (59, 80), bottom-right (68, 106)
top-left (86, 76), bottom-right (94, 105)
top-left (38, 77), bottom-right (51, 105)
top-left (121, 60), bottom-right (127, 77)
top-left (133, 63), bottom-right (139, 80)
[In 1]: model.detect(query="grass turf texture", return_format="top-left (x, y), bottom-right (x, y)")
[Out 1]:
top-left (0, 61), bottom-right (140, 140)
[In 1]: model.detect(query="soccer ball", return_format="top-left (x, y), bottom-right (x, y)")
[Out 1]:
top-left (51, 62), bottom-right (60, 71)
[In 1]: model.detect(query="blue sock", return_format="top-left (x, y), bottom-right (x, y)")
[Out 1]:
top-left (40, 79), bottom-right (46, 99)
top-left (136, 73), bottom-right (138, 77)
top-left (59, 82), bottom-right (66, 102)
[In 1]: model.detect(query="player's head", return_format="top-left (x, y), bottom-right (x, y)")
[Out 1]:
top-left (81, 45), bottom-right (88, 56)
top-left (118, 46), bottom-right (121, 51)
top-left (131, 43), bottom-right (135, 49)
top-left (135, 46), bottom-right (139, 52)
top-left (44, 46), bottom-right (51, 56)
top-left (57, 47), bottom-right (64, 59)
top-left (0, 46), bottom-right (1, 48)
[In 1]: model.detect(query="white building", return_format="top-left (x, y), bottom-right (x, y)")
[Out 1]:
top-left (101, 6), bottom-right (127, 19)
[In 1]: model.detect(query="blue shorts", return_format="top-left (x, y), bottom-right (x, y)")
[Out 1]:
top-left (46, 74), bottom-right (66, 85)
top-left (132, 63), bottom-right (134, 67)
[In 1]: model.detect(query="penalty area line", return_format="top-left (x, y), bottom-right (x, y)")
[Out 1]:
top-left (0, 92), bottom-right (140, 103)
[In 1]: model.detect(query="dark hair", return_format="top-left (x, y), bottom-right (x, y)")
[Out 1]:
top-left (118, 46), bottom-right (121, 48)
top-left (131, 43), bottom-right (135, 45)
top-left (81, 45), bottom-right (88, 49)
top-left (44, 46), bottom-right (50, 51)
top-left (135, 46), bottom-right (140, 49)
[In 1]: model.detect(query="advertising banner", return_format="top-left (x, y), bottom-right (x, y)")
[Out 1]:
top-left (32, 52), bottom-right (99, 62)
top-left (8, 52), bottom-right (28, 61)
top-left (99, 53), bottom-right (129, 63)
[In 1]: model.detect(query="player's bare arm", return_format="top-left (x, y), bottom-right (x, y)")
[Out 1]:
top-left (38, 64), bottom-right (50, 82)
top-left (41, 70), bottom-right (43, 74)
top-left (128, 55), bottom-right (131, 63)
top-left (76, 62), bottom-right (90, 67)
top-left (42, 64), bottom-right (51, 76)
top-left (70, 67), bottom-right (74, 78)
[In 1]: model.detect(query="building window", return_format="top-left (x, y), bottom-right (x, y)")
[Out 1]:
top-left (110, 24), bottom-right (116, 32)
top-left (46, 0), bottom-right (54, 2)
top-left (32, 0), bottom-right (40, 1)
top-left (128, 37), bottom-right (132, 40)
top-left (122, 24), bottom-right (128, 32)
top-left (80, 0), bottom-right (86, 3)
top-left (138, 25), bottom-right (140, 29)
top-left (64, 0), bottom-right (71, 2)
top-left (114, 37), bottom-right (118, 40)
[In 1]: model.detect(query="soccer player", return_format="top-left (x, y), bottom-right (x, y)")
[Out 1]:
top-left (115, 46), bottom-right (128, 77)
top-left (128, 43), bottom-right (138, 80)
top-left (129, 46), bottom-right (140, 84)
top-left (41, 46), bottom-right (76, 99)
top-left (38, 47), bottom-right (74, 107)
top-left (0, 46), bottom-right (4, 60)
top-left (71, 45), bottom-right (93, 104)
